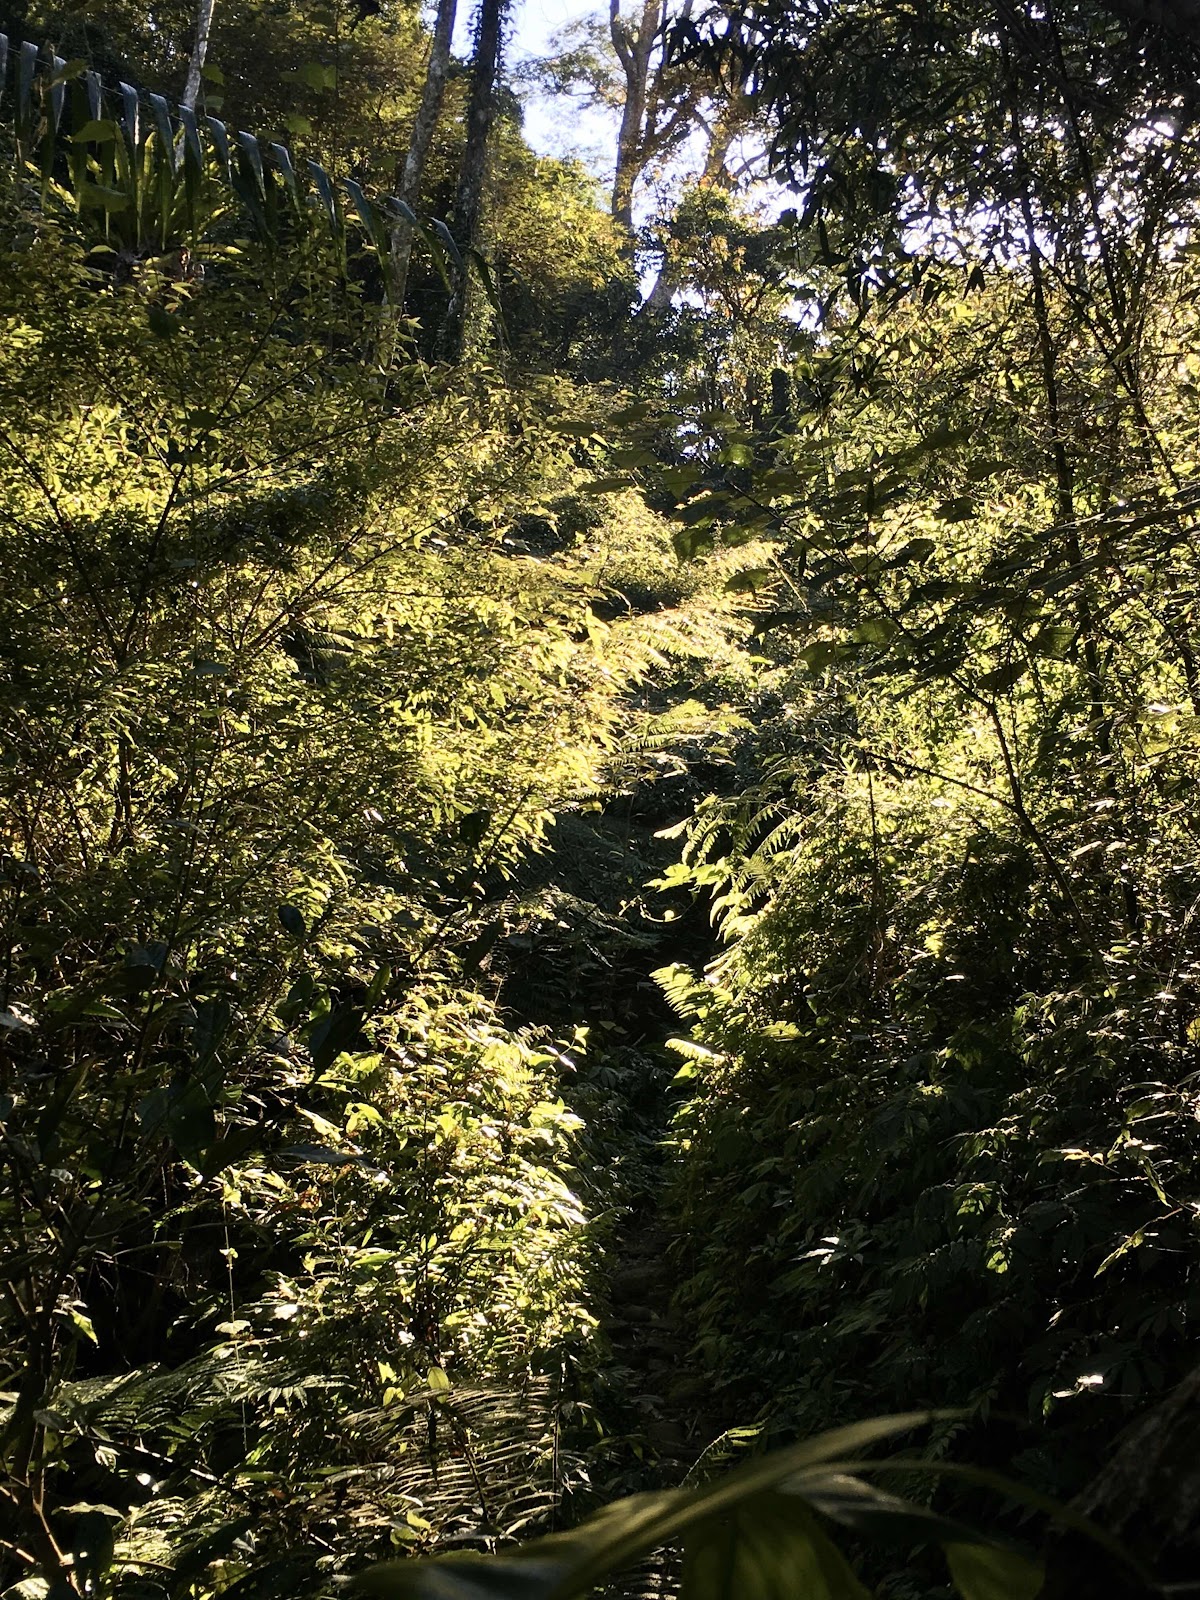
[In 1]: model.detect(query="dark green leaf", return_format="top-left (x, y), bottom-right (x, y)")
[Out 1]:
top-left (944, 1542), bottom-right (1045, 1600)
top-left (682, 1494), bottom-right (869, 1600)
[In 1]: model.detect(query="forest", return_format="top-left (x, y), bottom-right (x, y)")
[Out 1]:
top-left (1, 0), bottom-right (1200, 1593)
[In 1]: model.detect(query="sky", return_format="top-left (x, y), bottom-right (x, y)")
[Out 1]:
top-left (454, 0), bottom-right (621, 179)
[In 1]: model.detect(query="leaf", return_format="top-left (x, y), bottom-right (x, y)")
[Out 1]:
top-left (891, 537), bottom-right (936, 565)
top-left (799, 1473), bottom-right (981, 1547)
top-left (236, 129), bottom-right (266, 194)
top-left (178, 105), bottom-right (203, 168)
top-left (678, 491), bottom-right (733, 526)
top-left (358, 1416), bottom-right (942, 1600)
top-left (457, 809), bottom-right (492, 851)
top-left (307, 1006), bottom-right (364, 1072)
top-left (68, 118), bottom-right (117, 143)
top-left (199, 1126), bottom-right (261, 1179)
top-left (343, 176), bottom-right (387, 252)
top-left (77, 182), bottom-right (132, 213)
top-left (936, 496), bottom-right (976, 522)
top-left (852, 617), bottom-right (898, 645)
top-left (68, 1308), bottom-right (99, 1345)
top-left (674, 524), bottom-right (715, 561)
top-left (725, 568), bottom-right (776, 594)
top-left (944, 1542), bottom-right (1045, 1600)
top-left (548, 420), bottom-right (602, 439)
top-left (798, 641), bottom-right (841, 672)
top-left (193, 996), bottom-right (231, 1062)
top-left (306, 158), bottom-right (338, 226)
top-left (682, 1494), bottom-right (869, 1600)
top-left (147, 92), bottom-right (176, 172)
top-left (1029, 623), bottom-right (1074, 660)
top-left (148, 304), bottom-right (178, 339)
top-left (278, 903), bottom-right (306, 939)
top-left (977, 661), bottom-right (1027, 696)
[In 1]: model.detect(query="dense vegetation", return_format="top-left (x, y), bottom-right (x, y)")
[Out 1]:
top-left (2, 0), bottom-right (1200, 1594)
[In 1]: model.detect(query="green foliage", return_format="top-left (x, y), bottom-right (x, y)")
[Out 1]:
top-left (0, 159), bottom-right (698, 1596)
top-left (355, 1413), bottom-right (1124, 1598)
top-left (6, 0), bottom-right (1200, 1593)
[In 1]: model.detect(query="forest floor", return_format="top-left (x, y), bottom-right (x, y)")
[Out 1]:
top-left (496, 733), bottom-right (739, 1591)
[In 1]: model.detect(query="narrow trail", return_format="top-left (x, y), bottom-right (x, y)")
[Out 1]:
top-left (495, 752), bottom-right (733, 1593)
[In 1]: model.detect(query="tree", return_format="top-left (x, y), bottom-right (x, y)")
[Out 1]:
top-left (180, 0), bottom-right (216, 109)
top-left (388, 0), bottom-right (457, 312)
top-left (441, 0), bottom-right (512, 357)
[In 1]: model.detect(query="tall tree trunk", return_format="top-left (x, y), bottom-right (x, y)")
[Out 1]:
top-left (610, 0), bottom-right (661, 229)
top-left (181, 0), bottom-right (216, 111)
top-left (387, 0), bottom-right (458, 314)
top-left (441, 0), bottom-right (509, 360)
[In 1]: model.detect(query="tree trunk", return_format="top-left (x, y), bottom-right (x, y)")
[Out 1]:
top-left (387, 0), bottom-right (458, 314)
top-left (1043, 1362), bottom-right (1200, 1597)
top-left (610, 0), bottom-right (661, 230)
top-left (181, 0), bottom-right (216, 111)
top-left (441, 0), bottom-right (509, 360)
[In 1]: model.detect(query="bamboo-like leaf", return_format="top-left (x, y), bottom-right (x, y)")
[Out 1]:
top-left (49, 54), bottom-right (66, 131)
top-left (944, 1542), bottom-right (1044, 1600)
top-left (148, 92), bottom-right (175, 172)
top-left (387, 195), bottom-right (420, 227)
top-left (84, 68), bottom-right (101, 120)
top-left (430, 216), bottom-right (465, 274)
top-left (236, 129), bottom-right (265, 194)
top-left (306, 159), bottom-right (338, 227)
top-left (118, 80), bottom-right (139, 146)
top-left (359, 1416), bottom-right (944, 1600)
top-left (178, 105), bottom-right (203, 170)
top-left (269, 142), bottom-right (301, 211)
top-left (17, 40), bottom-right (37, 142)
top-left (343, 176), bottom-right (387, 254)
top-left (206, 115), bottom-right (231, 172)
top-left (682, 1495), bottom-right (870, 1600)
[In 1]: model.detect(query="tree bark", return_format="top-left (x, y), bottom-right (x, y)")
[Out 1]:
top-left (388, 0), bottom-right (458, 313)
top-left (181, 0), bottom-right (216, 111)
top-left (441, 0), bottom-right (509, 359)
top-left (1043, 1362), bottom-right (1200, 1597)
top-left (610, 0), bottom-right (662, 229)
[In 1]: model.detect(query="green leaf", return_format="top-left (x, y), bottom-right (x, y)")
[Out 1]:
top-left (852, 617), bottom-right (898, 645)
top-left (798, 641), bottom-right (841, 672)
top-left (674, 524), bottom-right (715, 561)
top-left (456, 809), bottom-right (492, 851)
top-left (307, 1007), bottom-right (364, 1073)
top-left (148, 304), bottom-right (178, 339)
top-left (69, 118), bottom-right (118, 143)
top-left (359, 1417), bottom-right (942, 1600)
top-left (936, 496), bottom-right (976, 522)
top-left (548, 420), bottom-right (602, 439)
top-left (76, 182), bottom-right (132, 213)
top-left (1029, 623), bottom-right (1074, 660)
top-left (678, 491), bottom-right (733, 526)
top-left (682, 1494), bottom-right (869, 1600)
top-left (977, 661), bottom-right (1027, 696)
top-left (725, 568), bottom-right (776, 595)
top-left (944, 1542), bottom-right (1045, 1600)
